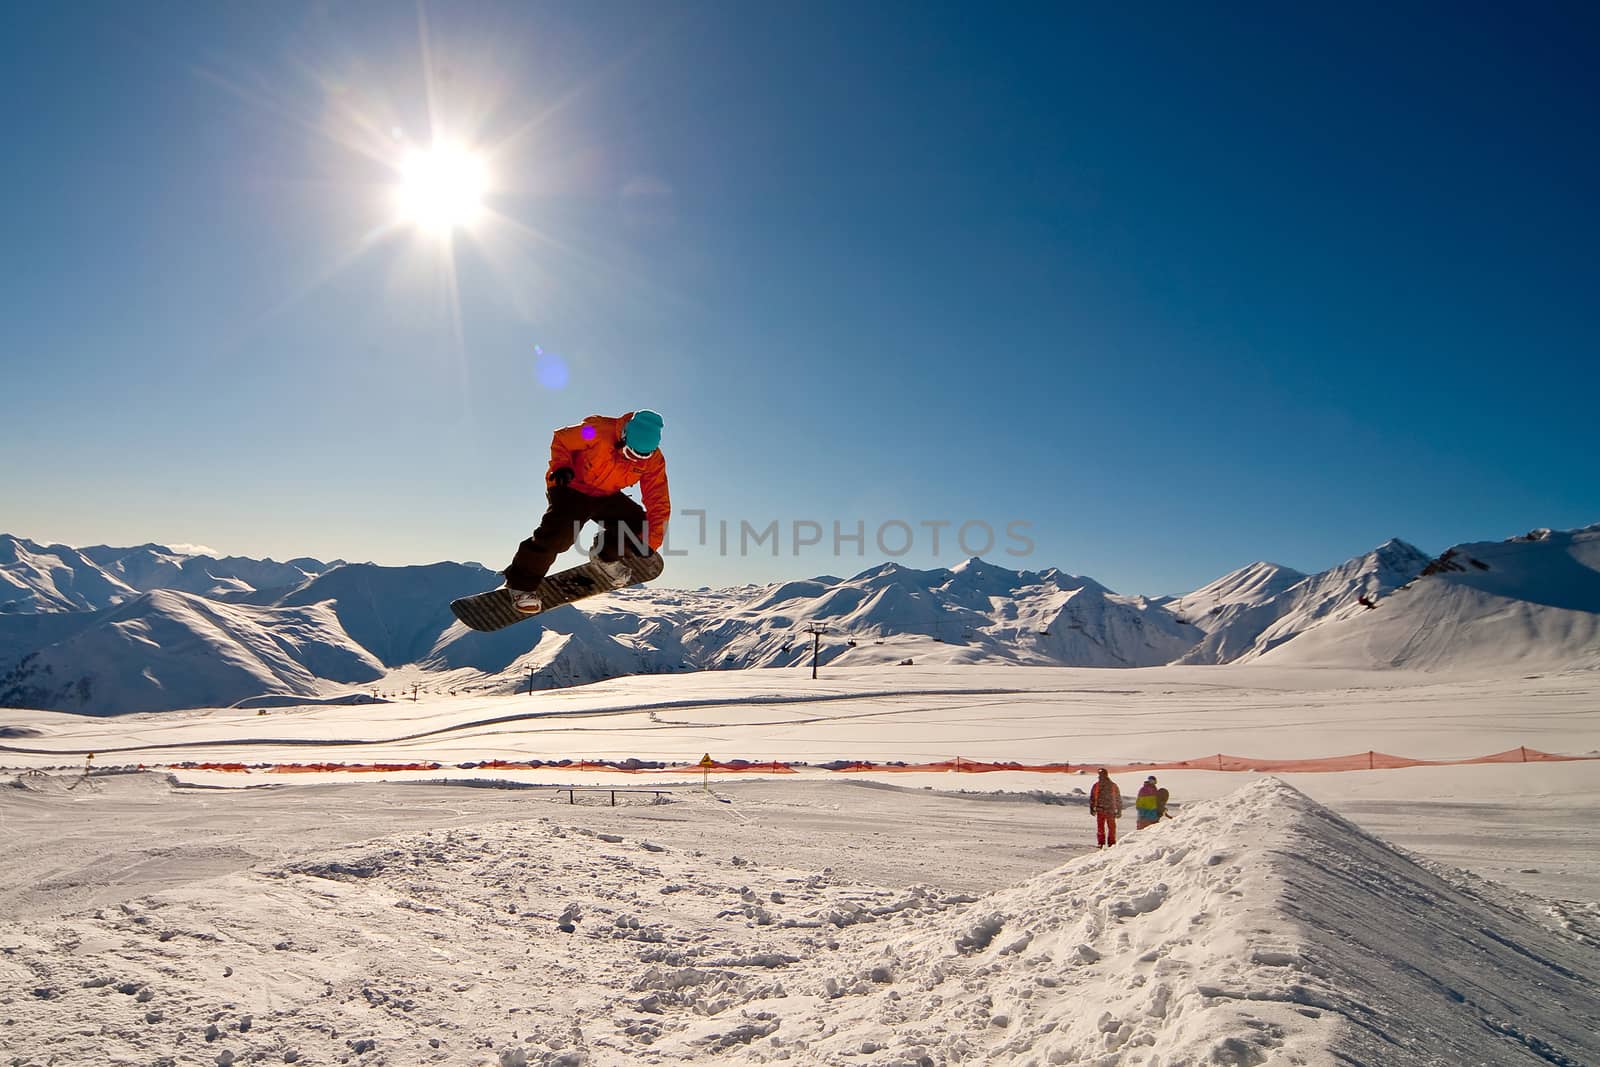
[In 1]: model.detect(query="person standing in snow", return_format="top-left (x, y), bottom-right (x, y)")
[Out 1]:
top-left (1136, 776), bottom-right (1161, 829)
top-left (1089, 768), bottom-right (1124, 848)
top-left (500, 410), bottom-right (670, 614)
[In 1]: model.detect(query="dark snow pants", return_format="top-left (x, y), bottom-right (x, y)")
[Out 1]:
top-left (502, 487), bottom-right (648, 589)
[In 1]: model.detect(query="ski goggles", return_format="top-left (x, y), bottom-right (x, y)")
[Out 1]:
top-left (622, 444), bottom-right (655, 461)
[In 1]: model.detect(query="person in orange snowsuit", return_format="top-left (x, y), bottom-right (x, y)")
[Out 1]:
top-left (1089, 768), bottom-right (1124, 848)
top-left (501, 411), bottom-right (670, 613)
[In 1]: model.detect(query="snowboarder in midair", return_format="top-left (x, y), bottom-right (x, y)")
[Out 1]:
top-left (500, 411), bottom-right (670, 614)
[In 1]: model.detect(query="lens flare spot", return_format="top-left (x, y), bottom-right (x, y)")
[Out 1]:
top-left (581, 424), bottom-right (598, 441)
top-left (535, 346), bottom-right (569, 390)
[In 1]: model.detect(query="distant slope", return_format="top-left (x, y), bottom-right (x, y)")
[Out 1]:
top-left (1179, 539), bottom-right (1432, 664)
top-left (0, 590), bottom-right (384, 715)
top-left (275, 562), bottom-right (494, 667)
top-left (1260, 525), bottom-right (1600, 672)
top-left (0, 612), bottom-right (104, 677)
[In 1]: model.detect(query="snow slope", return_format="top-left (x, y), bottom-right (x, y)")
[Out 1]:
top-left (276, 561), bottom-right (492, 667)
top-left (1262, 524), bottom-right (1600, 672)
top-left (2, 774), bottom-right (1593, 1065)
top-left (1179, 538), bottom-right (1432, 663)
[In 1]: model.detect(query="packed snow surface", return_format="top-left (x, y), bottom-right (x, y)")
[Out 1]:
top-left (2, 661), bottom-right (1598, 1064)
top-left (2, 772), bottom-right (1595, 1066)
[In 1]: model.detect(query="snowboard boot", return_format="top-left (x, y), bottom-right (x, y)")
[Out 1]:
top-left (587, 538), bottom-right (634, 586)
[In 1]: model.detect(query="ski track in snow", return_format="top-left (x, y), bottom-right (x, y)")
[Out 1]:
top-left (0, 688), bottom-right (1040, 758)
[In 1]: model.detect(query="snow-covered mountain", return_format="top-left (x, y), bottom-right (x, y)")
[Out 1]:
top-left (677, 558), bottom-right (1200, 670)
top-left (79, 541), bottom-right (335, 599)
top-left (0, 536), bottom-right (139, 613)
top-left (1260, 525), bottom-right (1600, 672)
top-left (0, 544), bottom-right (1202, 711)
top-left (1, 523), bottom-right (1594, 713)
top-left (1176, 538), bottom-right (1433, 664)
top-left (0, 535), bottom-right (332, 613)
top-left (275, 562), bottom-right (487, 667)
top-left (0, 589), bottom-right (385, 716)
top-left (1170, 560), bottom-right (1307, 628)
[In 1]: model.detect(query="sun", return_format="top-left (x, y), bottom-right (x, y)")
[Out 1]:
top-left (396, 143), bottom-right (489, 233)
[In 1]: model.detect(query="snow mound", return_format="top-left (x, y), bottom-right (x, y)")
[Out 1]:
top-left (712, 778), bottom-right (1599, 1065)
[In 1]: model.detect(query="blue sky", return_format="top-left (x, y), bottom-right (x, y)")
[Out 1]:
top-left (2, 2), bottom-right (1595, 595)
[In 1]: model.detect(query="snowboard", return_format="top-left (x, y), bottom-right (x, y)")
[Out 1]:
top-left (450, 553), bottom-right (665, 633)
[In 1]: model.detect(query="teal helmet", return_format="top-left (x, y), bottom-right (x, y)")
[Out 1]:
top-left (625, 409), bottom-right (663, 455)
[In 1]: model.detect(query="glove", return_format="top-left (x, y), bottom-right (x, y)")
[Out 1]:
top-left (549, 467), bottom-right (575, 489)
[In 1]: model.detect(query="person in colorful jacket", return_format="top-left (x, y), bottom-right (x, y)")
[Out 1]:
top-left (1089, 769), bottom-right (1124, 848)
top-left (500, 410), bottom-right (670, 614)
top-left (1136, 776), bottom-right (1161, 829)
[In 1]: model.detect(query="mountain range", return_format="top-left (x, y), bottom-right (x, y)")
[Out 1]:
top-left (2, 524), bottom-right (1596, 715)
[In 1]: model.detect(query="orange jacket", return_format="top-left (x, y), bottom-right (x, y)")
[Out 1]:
top-left (547, 413), bottom-right (671, 550)
top-left (1089, 778), bottom-right (1123, 816)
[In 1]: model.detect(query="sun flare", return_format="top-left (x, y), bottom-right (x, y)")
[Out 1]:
top-left (396, 143), bottom-right (488, 233)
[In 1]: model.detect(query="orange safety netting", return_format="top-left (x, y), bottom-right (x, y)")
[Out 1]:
top-left (164, 747), bottom-right (1595, 777)
top-left (828, 748), bottom-right (1598, 775)
top-left (829, 757), bottom-right (1060, 773)
top-left (1467, 746), bottom-right (1585, 764)
top-left (267, 762), bottom-right (441, 774)
top-left (658, 759), bottom-right (798, 774)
